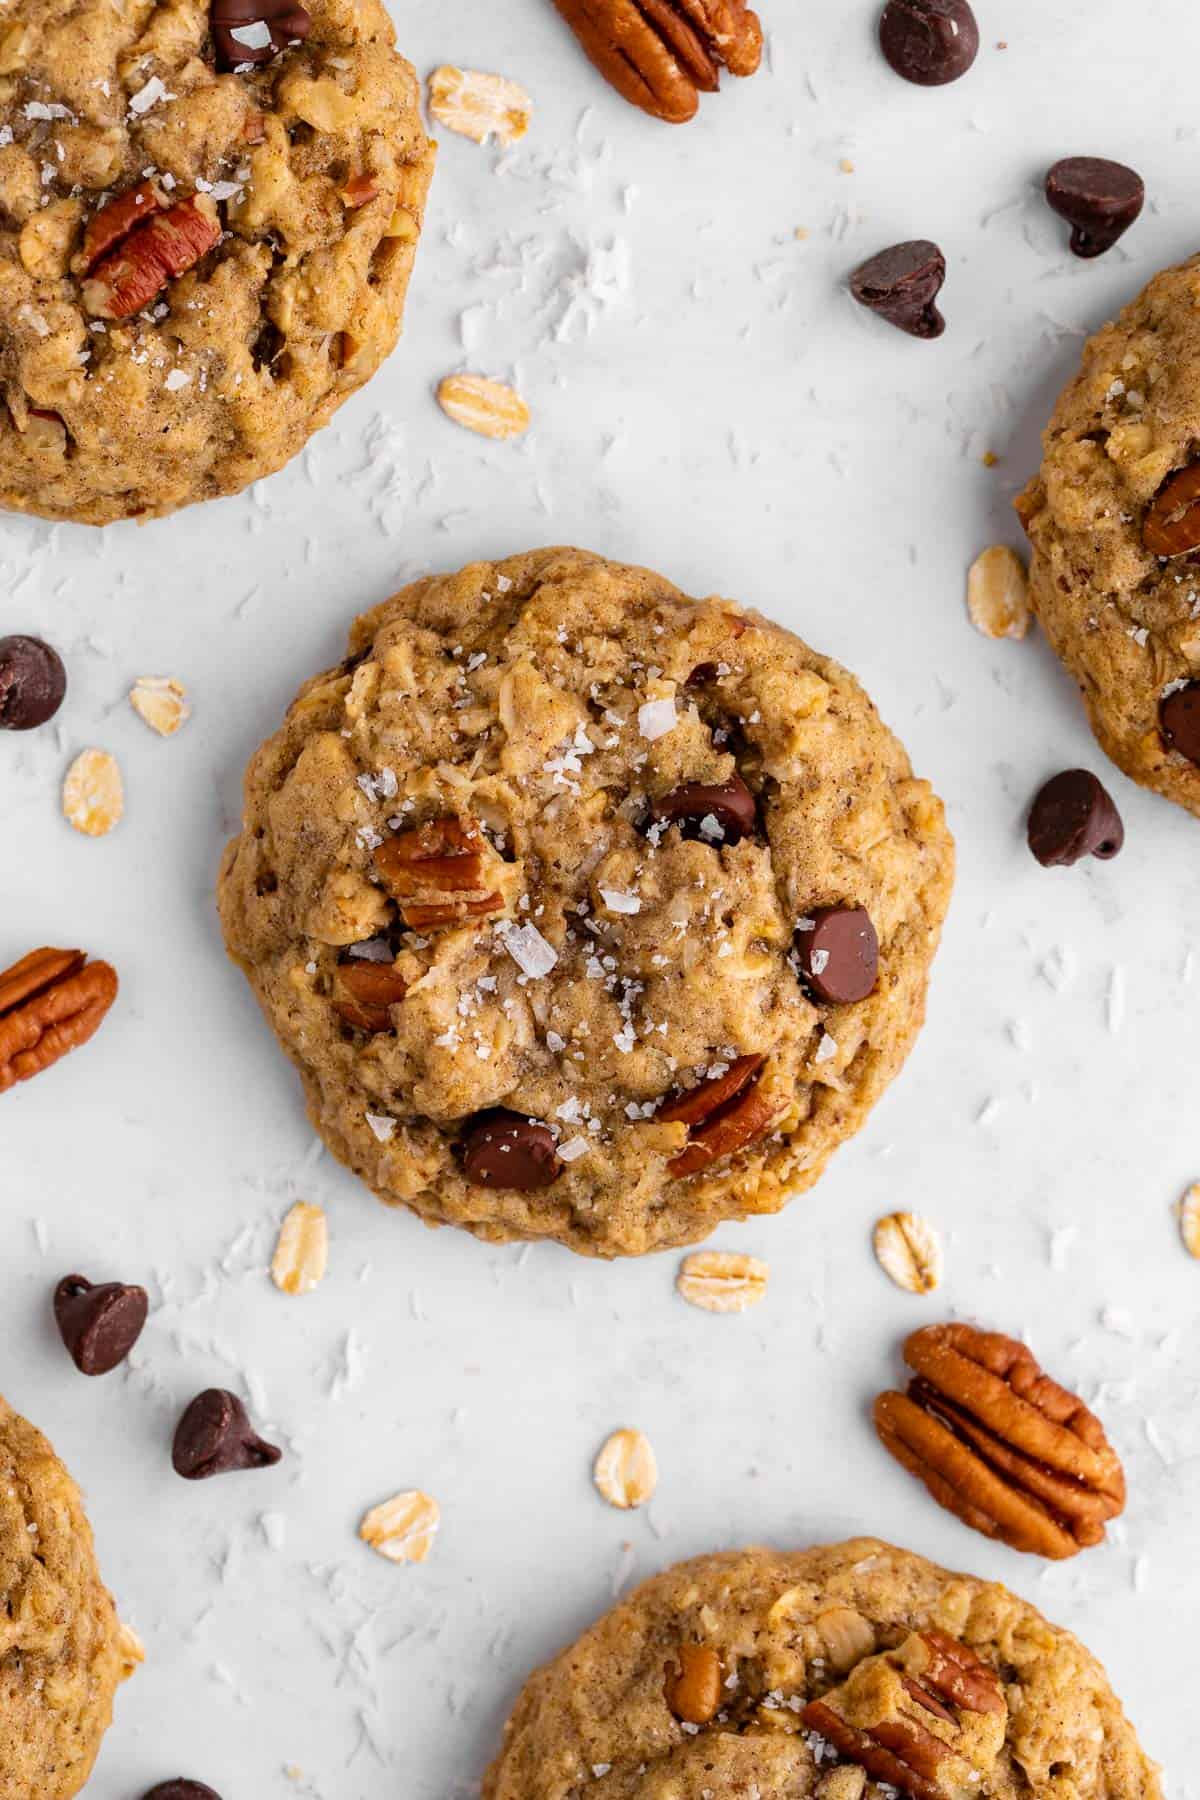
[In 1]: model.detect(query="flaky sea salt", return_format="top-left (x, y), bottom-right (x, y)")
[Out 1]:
top-left (230, 19), bottom-right (273, 46)
top-left (558, 1137), bottom-right (590, 1162)
top-left (637, 698), bottom-right (676, 741)
top-left (600, 888), bottom-right (641, 915)
top-left (502, 923), bottom-right (558, 979)
top-left (128, 76), bottom-right (170, 114)
top-left (365, 1113), bottom-right (396, 1143)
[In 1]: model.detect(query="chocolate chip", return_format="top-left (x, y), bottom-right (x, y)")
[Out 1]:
top-left (54, 1274), bottom-right (148, 1375)
top-left (1027, 770), bottom-right (1125, 867)
top-left (142, 1784), bottom-right (223, 1800)
top-left (1160, 681), bottom-right (1200, 764)
top-left (849, 241), bottom-right (946, 339)
top-left (795, 907), bottom-right (879, 1005)
top-left (143, 1785), bottom-right (222, 1800)
top-left (172, 1389), bottom-right (282, 1480)
top-left (1045, 157), bottom-right (1144, 258)
top-left (879, 0), bottom-right (979, 85)
top-left (461, 1111), bottom-right (562, 1190)
top-left (210, 0), bottom-right (311, 71)
top-left (0, 635), bottom-right (67, 731)
top-left (649, 776), bottom-right (758, 845)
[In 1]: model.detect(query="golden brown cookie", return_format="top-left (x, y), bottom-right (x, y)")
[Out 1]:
top-left (1020, 253), bottom-right (1200, 817)
top-left (218, 548), bottom-right (953, 1258)
top-left (483, 1539), bottom-right (1161, 1800)
top-left (0, 1394), bottom-right (128, 1798)
top-left (0, 0), bottom-right (434, 524)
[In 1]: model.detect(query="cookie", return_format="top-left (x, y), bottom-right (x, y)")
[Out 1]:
top-left (0, 1393), bottom-right (128, 1798)
top-left (0, 0), bottom-right (434, 524)
top-left (219, 549), bottom-right (952, 1256)
top-left (1020, 253), bottom-right (1200, 817)
top-left (483, 1538), bottom-right (1160, 1800)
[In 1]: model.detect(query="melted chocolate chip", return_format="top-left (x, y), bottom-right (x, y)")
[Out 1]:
top-left (1027, 770), bottom-right (1124, 867)
top-left (54, 1274), bottom-right (148, 1375)
top-left (1045, 157), bottom-right (1145, 258)
top-left (879, 0), bottom-right (979, 85)
top-left (461, 1111), bottom-right (562, 1190)
top-left (211, 0), bottom-right (311, 71)
top-left (1160, 681), bottom-right (1200, 764)
top-left (649, 776), bottom-right (758, 845)
top-left (143, 1785), bottom-right (223, 1800)
top-left (850, 241), bottom-right (946, 339)
top-left (0, 635), bottom-right (67, 731)
top-left (172, 1389), bottom-right (282, 1480)
top-left (795, 907), bottom-right (879, 1005)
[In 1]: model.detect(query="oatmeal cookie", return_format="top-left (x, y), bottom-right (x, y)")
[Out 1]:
top-left (0, 0), bottom-right (434, 524)
top-left (0, 1393), bottom-right (128, 1798)
top-left (1020, 253), bottom-right (1200, 816)
top-left (218, 548), bottom-right (953, 1258)
top-left (483, 1539), bottom-right (1160, 1800)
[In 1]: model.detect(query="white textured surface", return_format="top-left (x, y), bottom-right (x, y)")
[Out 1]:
top-left (2, 2), bottom-right (1199, 1794)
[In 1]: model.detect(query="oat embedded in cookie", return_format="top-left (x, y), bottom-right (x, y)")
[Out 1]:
top-left (482, 1539), bottom-right (1161, 1800)
top-left (0, 1394), bottom-right (128, 1798)
top-left (1019, 254), bottom-right (1200, 817)
top-left (217, 548), bottom-right (954, 1258)
top-left (0, 0), bottom-right (434, 524)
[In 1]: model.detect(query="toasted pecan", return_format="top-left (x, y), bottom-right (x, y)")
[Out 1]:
top-left (550, 0), bottom-right (763, 124)
top-left (333, 960), bottom-right (409, 1032)
top-left (375, 816), bottom-right (504, 931)
top-left (0, 947), bottom-right (118, 1093)
top-left (658, 1053), bottom-right (778, 1176)
top-left (1143, 463), bottom-right (1200, 558)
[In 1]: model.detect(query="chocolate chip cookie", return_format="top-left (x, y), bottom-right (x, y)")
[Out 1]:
top-left (0, 1393), bottom-right (129, 1798)
top-left (218, 548), bottom-right (953, 1258)
top-left (0, 0), bottom-right (434, 524)
top-left (483, 1538), bottom-right (1160, 1800)
top-left (1020, 254), bottom-right (1200, 817)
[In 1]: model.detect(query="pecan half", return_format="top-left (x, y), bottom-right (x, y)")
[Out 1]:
top-left (903, 1632), bottom-right (1004, 1719)
top-left (550, 0), bottom-right (763, 124)
top-left (802, 1700), bottom-right (950, 1800)
top-left (1143, 463), bottom-right (1200, 557)
top-left (333, 960), bottom-right (408, 1033)
top-left (375, 817), bottom-right (504, 931)
top-left (76, 179), bottom-right (167, 276)
top-left (874, 1322), bottom-right (1126, 1559)
top-left (0, 947), bottom-right (118, 1094)
top-left (81, 195), bottom-right (221, 321)
top-left (658, 1052), bottom-right (777, 1176)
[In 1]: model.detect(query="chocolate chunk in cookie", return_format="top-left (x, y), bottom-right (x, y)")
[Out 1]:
top-left (648, 776), bottom-right (758, 844)
top-left (461, 1112), bottom-right (562, 1190)
top-left (211, 0), bottom-right (310, 71)
top-left (795, 907), bottom-right (879, 1004)
top-left (1045, 157), bottom-right (1144, 259)
top-left (879, 0), bottom-right (979, 85)
top-left (1160, 681), bottom-right (1200, 763)
top-left (1026, 770), bottom-right (1124, 867)
top-left (0, 636), bottom-right (67, 731)
top-left (850, 242), bottom-right (947, 339)
top-left (54, 1275), bottom-right (148, 1375)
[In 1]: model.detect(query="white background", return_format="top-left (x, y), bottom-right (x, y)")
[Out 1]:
top-left (2, 2), bottom-right (1199, 1794)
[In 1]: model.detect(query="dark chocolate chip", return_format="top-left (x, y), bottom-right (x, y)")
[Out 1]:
top-left (0, 635), bottom-right (67, 731)
top-left (54, 1274), bottom-right (148, 1375)
top-left (850, 241), bottom-right (946, 339)
top-left (1160, 681), bottom-right (1200, 764)
top-left (795, 907), bottom-right (879, 1005)
top-left (1045, 157), bottom-right (1145, 259)
top-left (210, 0), bottom-right (311, 71)
top-left (649, 776), bottom-right (758, 845)
top-left (879, 0), bottom-right (979, 86)
top-left (142, 1784), bottom-right (223, 1800)
top-left (172, 1389), bottom-right (282, 1480)
top-left (1027, 769), bottom-right (1125, 867)
top-left (461, 1111), bottom-right (562, 1190)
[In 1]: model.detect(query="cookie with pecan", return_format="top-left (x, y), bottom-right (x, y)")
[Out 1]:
top-left (0, 0), bottom-right (434, 523)
top-left (0, 1393), bottom-right (133, 1796)
top-left (218, 548), bottom-right (953, 1257)
top-left (482, 1538), bottom-right (1160, 1800)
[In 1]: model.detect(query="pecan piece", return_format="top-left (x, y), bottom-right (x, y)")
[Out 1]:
top-left (874, 1322), bottom-right (1126, 1559)
top-left (82, 195), bottom-right (221, 321)
top-left (77, 178), bottom-right (167, 275)
top-left (375, 816), bottom-right (504, 931)
top-left (658, 1052), bottom-right (777, 1176)
top-left (333, 960), bottom-right (408, 1033)
top-left (0, 947), bottom-right (118, 1094)
top-left (802, 1700), bottom-right (949, 1800)
top-left (550, 0), bottom-right (763, 124)
top-left (905, 1632), bottom-right (1004, 1719)
top-left (1143, 463), bottom-right (1200, 557)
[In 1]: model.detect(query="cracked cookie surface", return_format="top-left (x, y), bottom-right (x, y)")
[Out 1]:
top-left (217, 548), bottom-right (953, 1258)
top-left (482, 1539), bottom-right (1160, 1800)
top-left (0, 1394), bottom-right (125, 1799)
top-left (0, 0), bottom-right (434, 524)
top-left (1020, 254), bottom-right (1200, 816)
